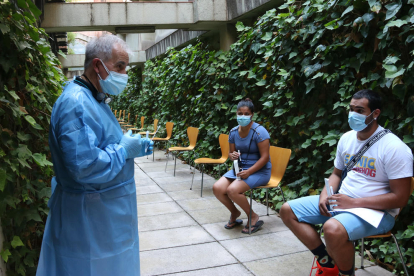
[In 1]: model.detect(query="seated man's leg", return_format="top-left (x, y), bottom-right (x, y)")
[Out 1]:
top-left (324, 211), bottom-right (395, 276)
top-left (280, 196), bottom-right (337, 272)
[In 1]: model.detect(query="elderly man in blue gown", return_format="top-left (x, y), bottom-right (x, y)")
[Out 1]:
top-left (36, 35), bottom-right (152, 276)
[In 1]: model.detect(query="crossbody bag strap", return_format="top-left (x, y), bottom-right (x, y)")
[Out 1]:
top-left (345, 129), bottom-right (391, 172)
top-left (338, 129), bottom-right (391, 192)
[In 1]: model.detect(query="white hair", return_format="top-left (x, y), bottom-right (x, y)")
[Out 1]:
top-left (84, 34), bottom-right (131, 70)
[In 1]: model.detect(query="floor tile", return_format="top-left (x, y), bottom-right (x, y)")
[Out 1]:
top-left (139, 225), bottom-right (214, 251)
top-left (138, 202), bottom-right (183, 217)
top-left (139, 212), bottom-right (197, 232)
top-left (167, 264), bottom-right (253, 276)
top-left (244, 251), bottom-right (314, 276)
top-left (136, 185), bottom-right (164, 195)
top-left (137, 192), bottom-right (172, 205)
top-left (140, 243), bottom-right (237, 276)
top-left (220, 231), bottom-right (307, 262)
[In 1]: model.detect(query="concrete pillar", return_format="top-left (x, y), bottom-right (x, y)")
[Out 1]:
top-left (125, 34), bottom-right (139, 52)
top-left (219, 23), bottom-right (237, 51)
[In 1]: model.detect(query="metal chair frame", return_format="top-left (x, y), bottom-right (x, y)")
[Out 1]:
top-left (190, 134), bottom-right (230, 197)
top-left (165, 127), bottom-right (199, 176)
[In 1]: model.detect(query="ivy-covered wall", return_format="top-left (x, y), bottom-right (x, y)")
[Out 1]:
top-left (117, 0), bottom-right (414, 273)
top-left (0, 1), bottom-right (64, 275)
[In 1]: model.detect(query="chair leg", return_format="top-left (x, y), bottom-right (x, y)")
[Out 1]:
top-left (249, 190), bottom-right (253, 235)
top-left (279, 186), bottom-right (286, 203)
top-left (391, 233), bottom-right (409, 276)
top-left (190, 163), bottom-right (197, 190)
top-left (266, 189), bottom-right (269, 216)
top-left (165, 151), bottom-right (169, 172)
top-left (200, 164), bottom-right (204, 197)
top-left (361, 238), bottom-right (364, 269)
top-left (174, 152), bottom-right (177, 177)
top-left (153, 142), bottom-right (155, 162)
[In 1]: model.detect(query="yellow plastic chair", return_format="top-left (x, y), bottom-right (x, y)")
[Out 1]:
top-left (151, 122), bottom-right (174, 161)
top-left (128, 116), bottom-right (145, 132)
top-left (310, 177), bottom-right (414, 276)
top-left (114, 110), bottom-right (118, 118)
top-left (190, 134), bottom-right (229, 197)
top-left (124, 115), bottom-right (138, 128)
top-left (139, 119), bottom-right (159, 136)
top-left (247, 146), bottom-right (291, 234)
top-left (117, 110), bottom-right (124, 121)
top-left (119, 113), bottom-right (130, 126)
top-left (165, 127), bottom-right (199, 176)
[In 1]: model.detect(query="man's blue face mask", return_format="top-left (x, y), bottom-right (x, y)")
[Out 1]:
top-left (98, 59), bottom-right (128, 95)
top-left (348, 110), bottom-right (375, 131)
top-left (237, 115), bottom-right (252, 127)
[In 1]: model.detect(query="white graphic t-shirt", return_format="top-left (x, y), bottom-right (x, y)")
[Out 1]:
top-left (334, 125), bottom-right (413, 216)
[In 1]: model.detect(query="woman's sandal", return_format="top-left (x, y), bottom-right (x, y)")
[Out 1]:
top-left (241, 220), bottom-right (264, 234)
top-left (224, 219), bottom-right (243, 229)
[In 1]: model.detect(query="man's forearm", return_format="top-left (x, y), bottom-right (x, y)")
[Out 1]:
top-left (328, 172), bottom-right (341, 193)
top-left (353, 193), bottom-right (402, 210)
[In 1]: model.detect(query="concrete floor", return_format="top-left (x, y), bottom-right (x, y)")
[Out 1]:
top-left (134, 150), bottom-right (394, 276)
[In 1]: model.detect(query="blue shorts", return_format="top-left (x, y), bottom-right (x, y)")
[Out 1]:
top-left (288, 195), bottom-right (395, 241)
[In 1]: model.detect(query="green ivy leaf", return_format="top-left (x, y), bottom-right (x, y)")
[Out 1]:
top-left (256, 79), bottom-right (266, 86)
top-left (341, 6), bottom-right (353, 17)
top-left (236, 22), bottom-right (246, 32)
top-left (11, 236), bottom-right (24, 248)
top-left (403, 135), bottom-right (414, 143)
top-left (263, 101), bottom-right (273, 108)
top-left (385, 19), bottom-right (407, 28)
top-left (385, 1), bottom-right (402, 20)
top-left (32, 153), bottom-right (53, 167)
top-left (0, 169), bottom-right (6, 192)
top-left (289, 52), bottom-right (297, 59)
top-left (0, 24), bottom-right (10, 34)
top-left (262, 32), bottom-right (273, 41)
top-left (0, 249), bottom-right (11, 263)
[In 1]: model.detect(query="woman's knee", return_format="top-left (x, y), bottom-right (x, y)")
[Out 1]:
top-left (213, 179), bottom-right (227, 195)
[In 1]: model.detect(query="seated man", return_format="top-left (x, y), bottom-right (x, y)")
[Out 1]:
top-left (280, 89), bottom-right (413, 276)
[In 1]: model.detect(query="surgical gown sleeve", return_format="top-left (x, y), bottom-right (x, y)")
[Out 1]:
top-left (55, 91), bottom-right (126, 184)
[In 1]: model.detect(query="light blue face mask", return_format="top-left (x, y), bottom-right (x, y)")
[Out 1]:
top-left (237, 115), bottom-right (252, 127)
top-left (348, 111), bottom-right (375, 131)
top-left (98, 59), bottom-right (128, 95)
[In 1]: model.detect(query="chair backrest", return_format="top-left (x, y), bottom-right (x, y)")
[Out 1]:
top-left (153, 119), bottom-right (159, 131)
top-left (187, 127), bottom-right (199, 148)
top-left (219, 134), bottom-right (229, 160)
top-left (396, 177), bottom-right (414, 219)
top-left (140, 116), bottom-right (145, 128)
top-left (165, 122), bottom-right (174, 139)
top-left (269, 146), bottom-right (292, 184)
top-left (123, 110), bottom-right (126, 119)
top-left (127, 113), bottom-right (130, 122)
top-left (134, 115), bottom-right (138, 124)
top-left (114, 110), bottom-right (118, 117)
top-left (118, 110), bottom-right (123, 119)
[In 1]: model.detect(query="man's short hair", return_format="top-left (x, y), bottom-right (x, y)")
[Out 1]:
top-left (84, 35), bottom-right (131, 70)
top-left (352, 89), bottom-right (382, 112)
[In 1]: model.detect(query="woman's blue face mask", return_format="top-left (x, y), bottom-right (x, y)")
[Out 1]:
top-left (237, 115), bottom-right (252, 127)
top-left (97, 59), bottom-right (128, 95)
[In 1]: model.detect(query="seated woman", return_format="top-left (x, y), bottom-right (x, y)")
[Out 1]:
top-left (213, 98), bottom-right (271, 234)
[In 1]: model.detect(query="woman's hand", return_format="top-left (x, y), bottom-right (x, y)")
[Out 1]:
top-left (229, 151), bottom-right (240, 161)
top-left (237, 170), bottom-right (251, 179)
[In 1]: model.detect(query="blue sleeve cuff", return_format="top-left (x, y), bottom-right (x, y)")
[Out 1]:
top-left (120, 146), bottom-right (128, 160)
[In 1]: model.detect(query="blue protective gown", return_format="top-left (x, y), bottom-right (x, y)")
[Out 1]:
top-left (36, 81), bottom-right (140, 276)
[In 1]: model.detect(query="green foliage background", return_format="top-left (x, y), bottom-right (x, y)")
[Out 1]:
top-left (113, 0), bottom-right (414, 273)
top-left (0, 0), bottom-right (64, 274)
